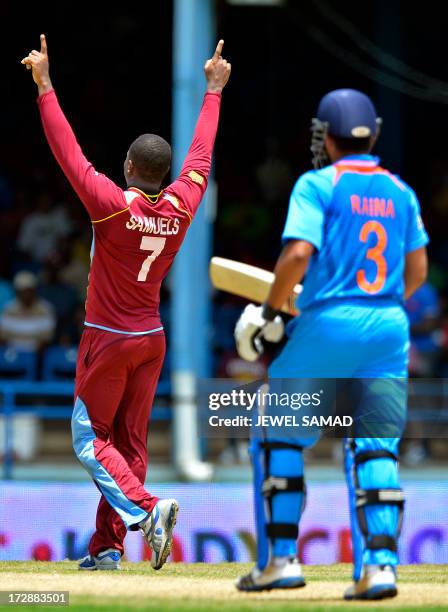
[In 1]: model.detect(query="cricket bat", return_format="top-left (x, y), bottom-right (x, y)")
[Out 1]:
top-left (209, 257), bottom-right (302, 316)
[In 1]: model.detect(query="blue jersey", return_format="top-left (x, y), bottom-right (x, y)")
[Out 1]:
top-left (282, 154), bottom-right (429, 311)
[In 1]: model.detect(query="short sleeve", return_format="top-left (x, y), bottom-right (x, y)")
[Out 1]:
top-left (282, 170), bottom-right (331, 250)
top-left (405, 189), bottom-right (429, 253)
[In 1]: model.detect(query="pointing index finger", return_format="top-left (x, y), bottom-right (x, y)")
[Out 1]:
top-left (40, 34), bottom-right (47, 54)
top-left (213, 39), bottom-right (224, 60)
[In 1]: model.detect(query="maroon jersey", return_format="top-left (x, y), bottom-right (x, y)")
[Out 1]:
top-left (38, 90), bottom-right (221, 334)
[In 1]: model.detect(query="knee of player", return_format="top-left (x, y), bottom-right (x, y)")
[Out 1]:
top-left (72, 435), bottom-right (93, 468)
top-left (71, 423), bottom-right (96, 468)
top-left (126, 456), bottom-right (147, 480)
top-left (71, 397), bottom-right (98, 466)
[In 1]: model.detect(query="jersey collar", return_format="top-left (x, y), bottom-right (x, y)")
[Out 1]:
top-left (335, 154), bottom-right (380, 168)
top-left (128, 187), bottom-right (163, 204)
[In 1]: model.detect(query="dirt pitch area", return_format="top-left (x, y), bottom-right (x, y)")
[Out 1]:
top-left (0, 562), bottom-right (447, 611)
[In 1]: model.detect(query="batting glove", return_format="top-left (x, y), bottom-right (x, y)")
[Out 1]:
top-left (234, 303), bottom-right (284, 362)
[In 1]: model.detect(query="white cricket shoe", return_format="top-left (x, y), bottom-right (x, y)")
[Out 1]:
top-left (139, 499), bottom-right (179, 570)
top-left (344, 564), bottom-right (397, 600)
top-left (78, 548), bottom-right (121, 570)
top-left (236, 557), bottom-right (306, 591)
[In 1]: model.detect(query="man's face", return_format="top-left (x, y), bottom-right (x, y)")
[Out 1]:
top-left (17, 288), bottom-right (36, 308)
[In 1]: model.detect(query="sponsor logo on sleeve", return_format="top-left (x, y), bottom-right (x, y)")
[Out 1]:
top-left (188, 171), bottom-right (204, 185)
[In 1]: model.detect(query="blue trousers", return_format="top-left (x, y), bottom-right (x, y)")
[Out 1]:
top-left (253, 301), bottom-right (408, 579)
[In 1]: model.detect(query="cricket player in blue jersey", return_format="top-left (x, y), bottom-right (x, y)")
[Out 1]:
top-left (234, 89), bottom-right (429, 600)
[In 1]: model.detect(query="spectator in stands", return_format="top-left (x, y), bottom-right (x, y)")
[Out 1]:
top-left (55, 234), bottom-right (90, 301)
top-left (58, 303), bottom-right (85, 347)
top-left (405, 281), bottom-right (441, 376)
top-left (0, 271), bottom-right (55, 351)
top-left (403, 281), bottom-right (442, 465)
top-left (0, 276), bottom-right (14, 312)
top-left (39, 259), bottom-right (80, 342)
top-left (16, 191), bottom-right (72, 263)
top-left (439, 298), bottom-right (448, 376)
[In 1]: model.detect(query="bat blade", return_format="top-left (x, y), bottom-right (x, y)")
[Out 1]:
top-left (209, 257), bottom-right (301, 316)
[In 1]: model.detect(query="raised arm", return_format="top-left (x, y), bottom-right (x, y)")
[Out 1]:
top-left (21, 35), bottom-right (126, 221)
top-left (166, 40), bottom-right (231, 217)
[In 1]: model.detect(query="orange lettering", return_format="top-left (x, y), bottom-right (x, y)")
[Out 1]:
top-left (386, 198), bottom-right (395, 218)
top-left (356, 221), bottom-right (388, 294)
top-left (351, 195), bottom-right (361, 214)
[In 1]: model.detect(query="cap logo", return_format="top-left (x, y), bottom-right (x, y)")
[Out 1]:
top-left (351, 126), bottom-right (371, 137)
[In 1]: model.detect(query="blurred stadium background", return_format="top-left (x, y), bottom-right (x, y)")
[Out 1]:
top-left (0, 0), bottom-right (447, 566)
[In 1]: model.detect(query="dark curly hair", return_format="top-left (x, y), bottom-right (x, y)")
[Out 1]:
top-left (128, 134), bottom-right (171, 185)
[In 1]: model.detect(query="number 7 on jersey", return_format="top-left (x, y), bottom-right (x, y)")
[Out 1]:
top-left (138, 236), bottom-right (166, 282)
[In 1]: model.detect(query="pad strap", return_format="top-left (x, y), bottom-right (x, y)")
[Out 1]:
top-left (261, 441), bottom-right (303, 451)
top-left (354, 449), bottom-right (398, 465)
top-left (262, 476), bottom-right (305, 497)
top-left (266, 523), bottom-right (299, 540)
top-left (355, 488), bottom-right (405, 508)
top-left (355, 487), bottom-right (405, 541)
top-left (366, 534), bottom-right (398, 552)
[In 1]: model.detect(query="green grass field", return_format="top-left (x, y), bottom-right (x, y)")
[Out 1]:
top-left (0, 562), bottom-right (447, 611)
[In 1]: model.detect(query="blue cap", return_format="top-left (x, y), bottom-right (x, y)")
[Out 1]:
top-left (316, 89), bottom-right (379, 138)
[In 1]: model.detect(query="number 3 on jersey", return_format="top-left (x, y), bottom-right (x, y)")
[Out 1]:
top-left (356, 220), bottom-right (388, 294)
top-left (138, 236), bottom-right (166, 282)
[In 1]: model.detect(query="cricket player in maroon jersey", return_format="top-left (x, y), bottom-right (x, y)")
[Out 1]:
top-left (22, 34), bottom-right (231, 571)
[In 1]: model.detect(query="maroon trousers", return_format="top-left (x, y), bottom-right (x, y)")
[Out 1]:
top-left (74, 327), bottom-right (165, 556)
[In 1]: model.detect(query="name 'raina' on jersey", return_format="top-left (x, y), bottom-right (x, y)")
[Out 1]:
top-left (350, 195), bottom-right (395, 219)
top-left (125, 215), bottom-right (180, 235)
